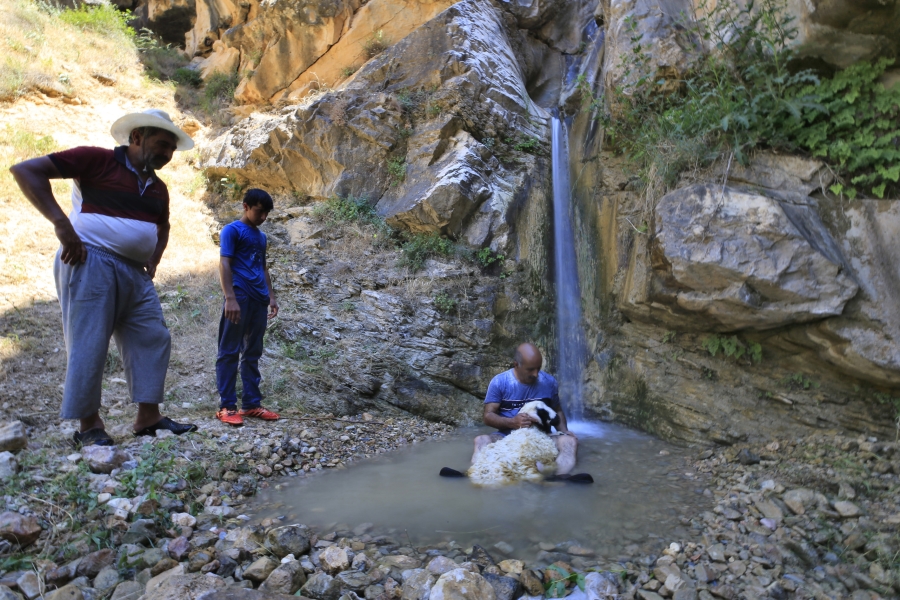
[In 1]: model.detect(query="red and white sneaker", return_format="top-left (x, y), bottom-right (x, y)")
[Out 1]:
top-left (240, 406), bottom-right (280, 420)
top-left (216, 408), bottom-right (244, 426)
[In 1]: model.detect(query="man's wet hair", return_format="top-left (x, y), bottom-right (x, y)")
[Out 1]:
top-left (243, 188), bottom-right (274, 212)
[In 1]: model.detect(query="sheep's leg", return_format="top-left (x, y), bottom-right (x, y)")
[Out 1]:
top-left (554, 434), bottom-right (578, 475)
top-left (471, 434), bottom-right (497, 464)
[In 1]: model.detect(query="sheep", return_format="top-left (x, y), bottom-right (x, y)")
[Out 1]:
top-left (467, 400), bottom-right (560, 485)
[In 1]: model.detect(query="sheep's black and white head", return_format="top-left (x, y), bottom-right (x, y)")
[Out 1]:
top-left (518, 400), bottom-right (560, 435)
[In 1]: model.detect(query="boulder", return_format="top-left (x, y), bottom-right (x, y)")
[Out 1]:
top-left (319, 545), bottom-right (350, 575)
top-left (400, 569), bottom-right (435, 600)
top-left (429, 569), bottom-right (496, 600)
top-left (242, 556), bottom-right (278, 583)
top-left (621, 184), bottom-right (857, 332)
top-left (259, 560), bottom-right (307, 595)
top-left (265, 524), bottom-right (312, 558)
top-left (0, 512), bottom-right (42, 547)
top-left (0, 421), bottom-right (27, 452)
top-left (301, 572), bottom-right (334, 599)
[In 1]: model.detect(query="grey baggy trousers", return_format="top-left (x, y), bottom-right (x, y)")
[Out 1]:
top-left (54, 245), bottom-right (170, 419)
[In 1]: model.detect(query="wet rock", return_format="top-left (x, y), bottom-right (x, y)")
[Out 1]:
top-left (351, 553), bottom-right (372, 572)
top-left (266, 524), bottom-right (312, 558)
top-left (0, 512), bottom-right (41, 546)
top-left (332, 570), bottom-right (374, 595)
top-left (45, 585), bottom-right (83, 600)
top-left (736, 449), bottom-right (760, 465)
top-left (0, 451), bottom-right (18, 478)
top-left (379, 556), bottom-right (421, 571)
top-left (467, 545), bottom-right (497, 569)
top-left (400, 569), bottom-right (435, 600)
top-left (243, 556), bottom-right (279, 583)
top-left (482, 573), bottom-right (520, 600)
top-left (82, 446), bottom-right (131, 474)
top-left (167, 536), bottom-right (192, 561)
top-left (519, 570), bottom-right (543, 596)
top-left (76, 549), bottom-right (115, 578)
top-left (260, 560), bottom-right (307, 595)
top-left (216, 527), bottom-right (264, 560)
top-left (216, 556), bottom-right (238, 579)
top-left (320, 546), bottom-right (350, 574)
top-left (0, 421), bottom-right (27, 452)
top-left (427, 556), bottom-right (458, 575)
top-left (110, 581), bottom-right (144, 600)
top-left (583, 572), bottom-right (620, 599)
top-left (301, 572), bottom-right (334, 599)
top-left (430, 569), bottom-right (496, 600)
top-left (497, 560), bottom-right (523, 575)
top-left (707, 544), bottom-right (726, 563)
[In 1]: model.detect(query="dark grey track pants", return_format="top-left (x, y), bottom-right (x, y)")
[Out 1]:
top-left (54, 245), bottom-right (170, 420)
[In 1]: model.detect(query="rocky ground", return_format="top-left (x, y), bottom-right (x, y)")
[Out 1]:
top-left (2, 414), bottom-right (899, 600)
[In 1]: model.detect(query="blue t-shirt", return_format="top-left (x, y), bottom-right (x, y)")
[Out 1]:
top-left (484, 369), bottom-right (561, 433)
top-left (220, 221), bottom-right (269, 303)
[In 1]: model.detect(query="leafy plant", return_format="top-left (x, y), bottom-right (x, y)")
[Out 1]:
top-left (340, 66), bottom-right (357, 78)
top-left (662, 331), bottom-right (676, 343)
top-left (363, 30), bottom-right (388, 59)
top-left (387, 157), bottom-right (406, 186)
top-left (702, 334), bottom-right (762, 364)
top-left (475, 247), bottom-right (504, 267)
top-left (513, 135), bottom-right (540, 154)
top-left (433, 292), bottom-right (457, 313)
top-left (201, 71), bottom-right (240, 117)
top-left (399, 232), bottom-right (454, 270)
top-left (57, 4), bottom-right (135, 40)
top-left (597, 0), bottom-right (900, 200)
top-left (782, 372), bottom-right (817, 391)
top-left (544, 564), bottom-right (585, 598)
top-left (172, 67), bottom-right (202, 87)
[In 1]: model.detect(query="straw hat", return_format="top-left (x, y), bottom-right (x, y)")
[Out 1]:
top-left (110, 108), bottom-right (194, 151)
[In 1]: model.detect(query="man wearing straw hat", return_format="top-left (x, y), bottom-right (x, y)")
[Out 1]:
top-left (10, 108), bottom-right (199, 447)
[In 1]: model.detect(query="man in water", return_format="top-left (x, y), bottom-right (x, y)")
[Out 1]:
top-left (473, 343), bottom-right (578, 475)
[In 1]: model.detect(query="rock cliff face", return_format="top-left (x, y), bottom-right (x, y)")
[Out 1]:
top-left (148, 0), bottom-right (900, 440)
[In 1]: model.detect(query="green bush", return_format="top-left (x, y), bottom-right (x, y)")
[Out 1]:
top-left (387, 157), bottom-right (406, 186)
top-left (57, 4), bottom-right (135, 40)
top-left (173, 67), bottom-right (202, 87)
top-left (399, 232), bottom-right (454, 270)
top-left (433, 292), bottom-right (457, 313)
top-left (702, 334), bottom-right (762, 364)
top-left (314, 194), bottom-right (382, 225)
top-left (600, 0), bottom-right (900, 199)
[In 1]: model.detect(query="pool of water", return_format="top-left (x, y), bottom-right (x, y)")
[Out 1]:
top-left (248, 421), bottom-right (710, 562)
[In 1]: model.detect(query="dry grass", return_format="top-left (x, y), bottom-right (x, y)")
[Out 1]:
top-left (0, 0), bottom-right (146, 103)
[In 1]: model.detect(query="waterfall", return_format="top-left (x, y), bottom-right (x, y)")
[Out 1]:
top-left (551, 116), bottom-right (588, 422)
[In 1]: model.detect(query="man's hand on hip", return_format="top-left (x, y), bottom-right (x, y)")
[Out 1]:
top-left (54, 220), bottom-right (86, 265)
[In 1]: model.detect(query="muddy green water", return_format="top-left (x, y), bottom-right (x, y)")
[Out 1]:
top-left (249, 422), bottom-right (710, 562)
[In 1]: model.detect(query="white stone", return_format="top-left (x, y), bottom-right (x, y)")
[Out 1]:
top-left (97, 493), bottom-right (112, 505)
top-left (0, 452), bottom-right (18, 478)
top-left (171, 512), bottom-right (197, 528)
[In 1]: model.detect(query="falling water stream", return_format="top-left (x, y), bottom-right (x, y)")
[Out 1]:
top-left (551, 116), bottom-right (589, 421)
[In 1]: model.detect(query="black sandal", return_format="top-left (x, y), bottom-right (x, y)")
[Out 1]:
top-left (133, 417), bottom-right (198, 437)
top-left (73, 428), bottom-right (115, 448)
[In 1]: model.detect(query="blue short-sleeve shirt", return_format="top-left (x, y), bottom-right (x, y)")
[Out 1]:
top-left (220, 221), bottom-right (269, 303)
top-left (484, 369), bottom-right (561, 433)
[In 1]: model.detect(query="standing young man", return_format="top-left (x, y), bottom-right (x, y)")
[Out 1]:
top-left (215, 189), bottom-right (281, 426)
top-left (9, 109), bottom-right (198, 446)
